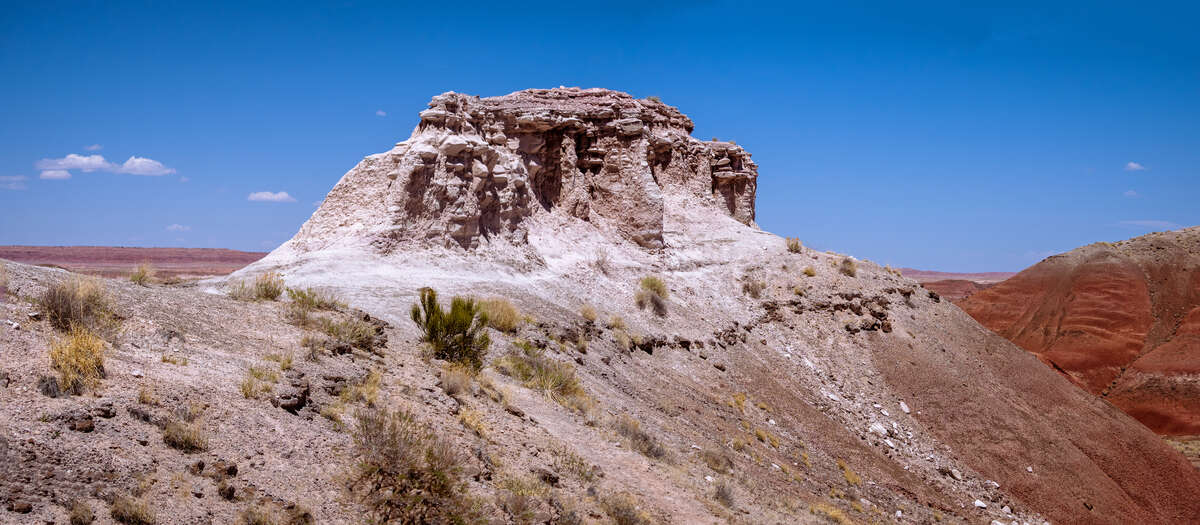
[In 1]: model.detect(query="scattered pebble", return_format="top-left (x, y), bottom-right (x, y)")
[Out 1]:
top-left (1027, 466), bottom-right (1034, 473)
top-left (974, 499), bottom-right (988, 509)
top-left (704, 475), bottom-right (714, 483)
top-left (131, 369), bottom-right (144, 378)
top-left (899, 401), bottom-right (910, 413)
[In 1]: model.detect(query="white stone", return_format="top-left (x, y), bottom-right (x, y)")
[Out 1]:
top-left (704, 475), bottom-right (713, 482)
top-left (869, 422), bottom-right (888, 436)
top-left (1002, 505), bottom-right (1012, 514)
top-left (881, 409), bottom-right (889, 416)
top-left (131, 369), bottom-right (144, 378)
top-left (899, 401), bottom-right (910, 414)
top-left (975, 499), bottom-right (988, 509)
top-left (884, 439), bottom-right (895, 448)
top-left (1026, 466), bottom-right (1033, 473)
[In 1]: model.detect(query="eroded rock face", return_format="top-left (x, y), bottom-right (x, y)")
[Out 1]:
top-left (303, 88), bottom-right (758, 251)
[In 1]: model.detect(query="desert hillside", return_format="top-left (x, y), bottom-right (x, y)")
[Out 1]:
top-left (959, 227), bottom-right (1200, 436)
top-left (2, 89), bottom-right (1198, 525)
top-left (0, 246), bottom-right (266, 279)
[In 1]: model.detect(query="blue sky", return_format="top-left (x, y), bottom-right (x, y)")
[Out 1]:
top-left (1, 2), bottom-right (1197, 271)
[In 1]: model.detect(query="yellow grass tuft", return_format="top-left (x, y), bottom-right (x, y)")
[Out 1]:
top-left (49, 325), bottom-right (106, 393)
top-left (480, 297), bottom-right (521, 333)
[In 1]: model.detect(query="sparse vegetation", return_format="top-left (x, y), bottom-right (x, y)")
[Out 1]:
top-left (160, 353), bottom-right (188, 366)
top-left (286, 287), bottom-right (343, 311)
top-left (349, 407), bottom-right (485, 524)
top-left (494, 341), bottom-right (591, 413)
top-left (229, 272), bottom-right (285, 301)
top-left (110, 495), bottom-right (155, 525)
top-left (741, 278), bottom-right (766, 299)
top-left (608, 315), bottom-right (627, 330)
top-left (580, 305), bottom-right (597, 322)
top-left (715, 481), bottom-right (735, 508)
top-left (803, 266), bottom-right (817, 277)
top-left (162, 420), bottom-right (208, 452)
top-left (265, 352), bottom-right (293, 371)
top-left (786, 237), bottom-right (803, 253)
top-left (591, 249), bottom-right (612, 275)
top-left (439, 364), bottom-right (473, 397)
top-left (69, 500), bottom-right (95, 525)
top-left (838, 257), bottom-right (857, 277)
top-left (0, 261), bottom-right (8, 298)
top-left (238, 505), bottom-right (277, 525)
top-left (340, 369), bottom-right (382, 407)
top-left (602, 493), bottom-right (654, 525)
top-left (645, 95), bottom-right (661, 103)
top-left (837, 458), bottom-right (862, 486)
top-left (701, 449), bottom-right (733, 473)
top-left (635, 275), bottom-right (668, 316)
top-left (480, 297), bottom-right (521, 333)
top-left (317, 316), bottom-right (378, 353)
top-left (612, 415), bottom-right (666, 460)
top-left (40, 277), bottom-right (117, 334)
top-left (49, 325), bottom-right (106, 394)
top-left (411, 287), bottom-right (491, 370)
top-left (458, 407), bottom-right (487, 438)
top-left (551, 444), bottom-right (596, 482)
top-left (810, 502), bottom-right (852, 525)
top-left (137, 386), bottom-right (158, 405)
top-left (130, 263), bottom-right (155, 286)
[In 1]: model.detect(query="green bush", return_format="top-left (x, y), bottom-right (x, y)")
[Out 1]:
top-left (320, 317), bottom-right (378, 353)
top-left (349, 407), bottom-right (485, 524)
top-left (286, 287), bottom-right (343, 311)
top-left (494, 341), bottom-right (589, 412)
top-left (410, 287), bottom-right (490, 370)
top-left (229, 272), bottom-right (285, 301)
top-left (786, 237), bottom-right (802, 253)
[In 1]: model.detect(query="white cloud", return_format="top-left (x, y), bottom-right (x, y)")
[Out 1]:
top-left (115, 156), bottom-right (175, 175)
top-left (375, 109), bottom-right (387, 117)
top-left (36, 153), bottom-right (111, 172)
top-left (0, 175), bottom-right (27, 190)
top-left (34, 153), bottom-right (175, 177)
top-left (179, 176), bottom-right (190, 183)
top-left (1124, 161), bottom-right (1147, 171)
top-left (1119, 220), bottom-right (1181, 230)
top-left (1122, 190), bottom-right (1139, 198)
top-left (39, 170), bottom-right (72, 180)
top-left (84, 144), bottom-right (103, 151)
top-left (248, 191), bottom-right (296, 202)
top-left (166, 224), bottom-right (191, 232)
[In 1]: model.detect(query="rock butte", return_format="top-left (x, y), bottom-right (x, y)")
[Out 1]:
top-left (960, 226), bottom-right (1200, 435)
top-left (295, 87), bottom-right (757, 254)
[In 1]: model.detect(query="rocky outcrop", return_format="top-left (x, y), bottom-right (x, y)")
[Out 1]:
top-left (960, 226), bottom-right (1200, 435)
top-left (295, 88), bottom-right (758, 252)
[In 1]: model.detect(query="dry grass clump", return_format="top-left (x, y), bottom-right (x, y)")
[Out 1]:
top-left (635, 275), bottom-right (668, 316)
top-left (162, 420), bottom-right (208, 452)
top-left (340, 369), bottom-right (382, 407)
top-left (40, 277), bottom-right (116, 334)
top-left (838, 257), bottom-right (857, 277)
top-left (110, 495), bottom-right (155, 525)
top-left (715, 481), bottom-right (735, 508)
top-left (580, 305), bottom-right (597, 323)
top-left (803, 266), bottom-right (817, 277)
top-left (439, 364), bottom-right (473, 397)
top-left (229, 272), bottom-right (285, 301)
top-left (239, 504), bottom-right (277, 525)
top-left (319, 317), bottom-right (379, 353)
top-left (0, 261), bottom-right (8, 298)
top-left (494, 342), bottom-right (590, 413)
top-left (602, 492), bottom-right (654, 525)
top-left (286, 287), bottom-right (343, 311)
top-left (786, 237), bottom-right (803, 253)
top-left (240, 366), bottom-right (276, 399)
top-left (349, 407), bottom-right (485, 524)
top-left (137, 386), bottom-right (158, 405)
top-left (411, 287), bottom-right (490, 370)
top-left (612, 415), bottom-right (667, 460)
top-left (49, 325), bottom-right (106, 394)
top-left (130, 263), bottom-right (155, 286)
top-left (160, 353), bottom-right (188, 366)
top-left (810, 502), bottom-right (852, 525)
top-left (68, 500), bottom-right (95, 525)
top-left (607, 315), bottom-right (627, 330)
top-left (591, 249), bottom-right (612, 275)
top-left (701, 449), bottom-right (733, 473)
top-left (458, 407), bottom-right (487, 438)
top-left (741, 278), bottom-right (766, 299)
top-left (480, 297), bottom-right (521, 333)
top-left (836, 458), bottom-right (862, 486)
top-left (551, 444), bottom-right (596, 482)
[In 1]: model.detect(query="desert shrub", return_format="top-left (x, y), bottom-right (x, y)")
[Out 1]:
top-left (439, 364), bottom-right (473, 397)
top-left (40, 277), bottom-right (116, 333)
top-left (283, 302), bottom-right (314, 328)
top-left (130, 263), bottom-right (155, 286)
top-left (612, 415), bottom-right (666, 460)
top-left (239, 505), bottom-right (277, 525)
top-left (837, 458), bottom-right (862, 486)
top-left (803, 266), bottom-right (817, 277)
top-left (741, 279), bottom-right (765, 299)
top-left (349, 407), bottom-right (485, 524)
top-left (319, 317), bottom-right (378, 353)
top-left (494, 342), bottom-right (588, 410)
top-left (786, 237), bottom-right (803, 253)
top-left (410, 287), bottom-right (490, 370)
top-left (838, 258), bottom-right (857, 277)
top-left (634, 276), bottom-right (668, 316)
top-left (49, 325), bottom-right (106, 394)
top-left (340, 369), bottom-right (382, 407)
top-left (137, 386), bottom-right (157, 405)
top-left (110, 495), bottom-right (155, 525)
top-left (607, 315), bottom-right (627, 330)
top-left (714, 481), bottom-right (735, 508)
top-left (286, 287), bottom-right (343, 311)
top-left (591, 249), bottom-right (611, 275)
top-left (69, 500), bottom-right (95, 525)
top-left (0, 261), bottom-right (8, 298)
top-left (602, 493), bottom-right (653, 525)
top-left (580, 305), bottom-right (597, 323)
top-left (300, 335), bottom-right (326, 361)
top-left (551, 444), bottom-right (596, 482)
top-left (163, 420), bottom-right (208, 452)
top-left (645, 95), bottom-right (661, 103)
top-left (480, 297), bottom-right (521, 333)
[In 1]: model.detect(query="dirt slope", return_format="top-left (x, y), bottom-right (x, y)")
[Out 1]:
top-left (960, 227), bottom-right (1200, 435)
